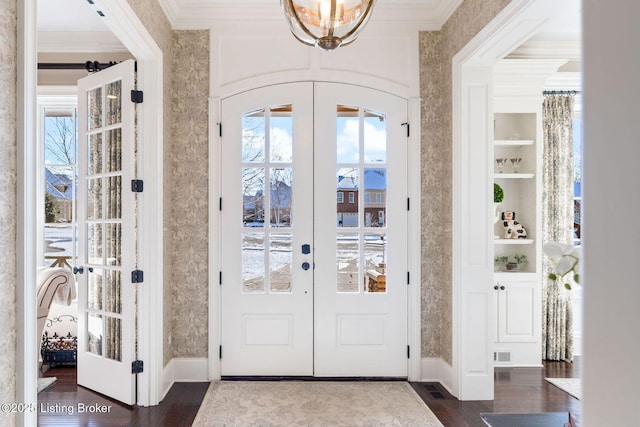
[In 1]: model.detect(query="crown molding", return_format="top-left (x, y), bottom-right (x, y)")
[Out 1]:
top-left (166, 0), bottom-right (458, 30)
top-left (493, 58), bottom-right (569, 98)
top-left (507, 39), bottom-right (581, 60)
top-left (37, 31), bottom-right (128, 53)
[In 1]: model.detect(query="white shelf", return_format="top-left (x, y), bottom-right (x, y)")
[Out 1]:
top-left (494, 139), bottom-right (535, 146)
top-left (494, 239), bottom-right (535, 245)
top-left (494, 173), bottom-right (534, 179)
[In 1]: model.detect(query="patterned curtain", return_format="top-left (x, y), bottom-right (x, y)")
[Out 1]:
top-left (541, 94), bottom-right (574, 361)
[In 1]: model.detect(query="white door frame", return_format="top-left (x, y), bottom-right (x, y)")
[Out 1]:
top-left (208, 84), bottom-right (422, 381)
top-left (452, 0), bottom-right (559, 400)
top-left (17, 0), bottom-right (163, 421)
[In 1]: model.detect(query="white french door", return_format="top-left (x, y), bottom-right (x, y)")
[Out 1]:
top-left (76, 60), bottom-right (137, 404)
top-left (220, 82), bottom-right (408, 377)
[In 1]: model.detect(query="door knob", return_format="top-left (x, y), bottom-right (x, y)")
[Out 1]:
top-left (73, 266), bottom-right (84, 274)
top-left (302, 262), bottom-right (310, 271)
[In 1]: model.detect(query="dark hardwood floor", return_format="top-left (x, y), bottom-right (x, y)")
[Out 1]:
top-left (38, 360), bottom-right (580, 426)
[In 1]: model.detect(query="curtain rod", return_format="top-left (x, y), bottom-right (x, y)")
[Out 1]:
top-left (37, 61), bottom-right (118, 72)
top-left (542, 90), bottom-right (580, 95)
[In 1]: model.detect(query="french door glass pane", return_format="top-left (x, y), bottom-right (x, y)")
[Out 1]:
top-left (88, 134), bottom-right (102, 175)
top-left (336, 105), bottom-right (359, 163)
top-left (87, 313), bottom-right (103, 355)
top-left (105, 223), bottom-right (122, 266)
top-left (87, 88), bottom-right (102, 130)
top-left (364, 233), bottom-right (387, 293)
top-left (105, 270), bottom-right (122, 313)
top-left (242, 109), bottom-right (266, 163)
top-left (364, 168), bottom-right (386, 227)
top-left (337, 168), bottom-right (359, 227)
top-left (337, 234), bottom-right (359, 293)
top-left (364, 110), bottom-right (387, 163)
top-left (87, 268), bottom-right (103, 310)
top-left (105, 128), bottom-right (122, 172)
top-left (105, 81), bottom-right (122, 126)
top-left (243, 232), bottom-right (265, 292)
top-left (270, 105), bottom-right (293, 162)
top-left (88, 223), bottom-right (103, 262)
top-left (270, 233), bottom-right (292, 293)
top-left (87, 178), bottom-right (102, 220)
top-left (105, 317), bottom-right (122, 361)
top-left (243, 168), bottom-right (265, 227)
top-left (270, 168), bottom-right (292, 226)
top-left (105, 176), bottom-right (122, 219)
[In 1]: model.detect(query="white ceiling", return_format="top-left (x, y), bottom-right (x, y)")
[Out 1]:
top-left (37, 0), bottom-right (581, 56)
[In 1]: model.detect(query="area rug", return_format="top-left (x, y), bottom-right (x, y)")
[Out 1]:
top-left (37, 377), bottom-right (57, 393)
top-left (546, 378), bottom-right (581, 400)
top-left (192, 381), bottom-right (444, 426)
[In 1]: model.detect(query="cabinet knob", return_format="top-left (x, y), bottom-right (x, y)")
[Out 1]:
top-left (494, 285), bottom-right (499, 290)
top-left (500, 285), bottom-right (505, 291)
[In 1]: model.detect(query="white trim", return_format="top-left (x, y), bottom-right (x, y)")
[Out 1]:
top-left (208, 97), bottom-right (222, 381)
top-left (407, 97), bottom-right (422, 381)
top-left (17, 0), bottom-right (39, 425)
top-left (420, 357), bottom-right (454, 394)
top-left (163, 358), bottom-right (210, 399)
top-left (90, 0), bottom-right (165, 406)
top-left (167, 1), bottom-right (458, 30)
top-left (452, 0), bottom-right (541, 401)
top-left (37, 31), bottom-right (128, 53)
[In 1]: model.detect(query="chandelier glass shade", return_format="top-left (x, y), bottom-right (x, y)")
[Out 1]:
top-left (281, 0), bottom-right (376, 51)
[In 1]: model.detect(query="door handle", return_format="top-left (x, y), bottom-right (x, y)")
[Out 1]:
top-left (73, 266), bottom-right (94, 274)
top-left (302, 262), bottom-right (310, 271)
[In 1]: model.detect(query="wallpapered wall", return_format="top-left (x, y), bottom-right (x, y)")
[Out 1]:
top-left (168, 31), bottom-right (209, 357)
top-left (125, 0), bottom-right (210, 362)
top-left (419, 0), bottom-right (511, 364)
top-left (0, 0), bottom-right (17, 425)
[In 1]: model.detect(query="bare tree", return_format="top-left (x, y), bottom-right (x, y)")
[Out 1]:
top-left (45, 115), bottom-right (76, 165)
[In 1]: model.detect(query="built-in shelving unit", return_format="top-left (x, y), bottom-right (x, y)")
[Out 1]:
top-left (492, 105), bottom-right (543, 367)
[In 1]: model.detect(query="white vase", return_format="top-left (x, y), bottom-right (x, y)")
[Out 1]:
top-left (493, 203), bottom-right (501, 239)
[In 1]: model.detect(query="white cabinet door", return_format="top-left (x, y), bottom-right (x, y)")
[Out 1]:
top-left (496, 281), bottom-right (540, 343)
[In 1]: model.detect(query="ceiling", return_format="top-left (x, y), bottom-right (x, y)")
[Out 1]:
top-left (37, 0), bottom-right (581, 58)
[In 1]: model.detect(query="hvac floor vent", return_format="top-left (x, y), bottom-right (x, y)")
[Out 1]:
top-left (423, 383), bottom-right (446, 399)
top-left (494, 351), bottom-right (512, 363)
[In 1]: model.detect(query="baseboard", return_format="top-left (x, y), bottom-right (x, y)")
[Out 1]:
top-left (162, 357), bottom-right (209, 399)
top-left (420, 357), bottom-right (454, 395)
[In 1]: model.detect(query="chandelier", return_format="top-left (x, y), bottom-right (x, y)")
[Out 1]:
top-left (281, 0), bottom-right (376, 51)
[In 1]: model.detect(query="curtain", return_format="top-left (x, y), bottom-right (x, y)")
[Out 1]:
top-left (541, 94), bottom-right (575, 361)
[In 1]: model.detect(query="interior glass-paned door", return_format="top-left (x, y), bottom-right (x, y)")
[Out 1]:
top-left (77, 60), bottom-right (137, 405)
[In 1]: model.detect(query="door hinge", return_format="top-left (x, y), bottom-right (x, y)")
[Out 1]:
top-left (401, 122), bottom-right (410, 138)
top-left (131, 270), bottom-right (144, 283)
top-left (132, 360), bottom-right (144, 374)
top-left (407, 345), bottom-right (410, 359)
top-left (131, 90), bottom-right (144, 103)
top-left (131, 179), bottom-right (144, 193)
top-left (219, 345), bottom-right (222, 359)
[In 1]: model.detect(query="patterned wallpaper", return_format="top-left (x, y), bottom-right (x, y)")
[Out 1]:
top-left (419, 0), bottom-right (511, 363)
top-left (0, 0), bottom-right (17, 424)
top-left (169, 31), bottom-right (210, 357)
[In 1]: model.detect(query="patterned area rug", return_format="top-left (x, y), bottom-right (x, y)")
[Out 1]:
top-left (546, 377), bottom-right (581, 400)
top-left (192, 381), bottom-right (444, 426)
